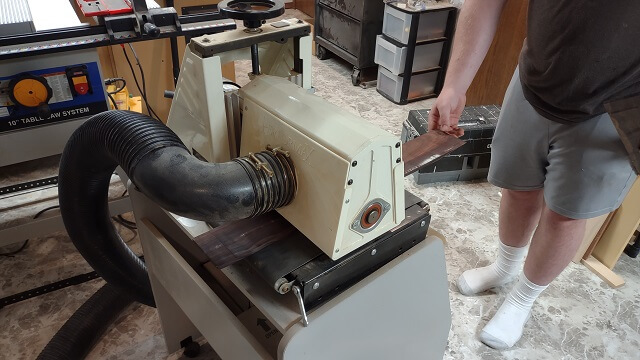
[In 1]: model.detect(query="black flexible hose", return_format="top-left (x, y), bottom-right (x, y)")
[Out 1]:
top-left (58, 110), bottom-right (296, 306)
top-left (36, 283), bottom-right (133, 360)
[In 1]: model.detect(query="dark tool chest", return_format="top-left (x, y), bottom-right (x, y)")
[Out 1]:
top-left (314, 0), bottom-right (386, 86)
top-left (401, 105), bottom-right (501, 184)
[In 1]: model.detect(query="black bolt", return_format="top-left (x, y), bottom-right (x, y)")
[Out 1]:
top-left (352, 160), bottom-right (358, 167)
top-left (348, 179), bottom-right (353, 185)
top-left (395, 142), bottom-right (401, 148)
top-left (396, 158), bottom-right (401, 163)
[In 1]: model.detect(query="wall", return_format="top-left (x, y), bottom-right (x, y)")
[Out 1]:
top-left (294, 0), bottom-right (315, 18)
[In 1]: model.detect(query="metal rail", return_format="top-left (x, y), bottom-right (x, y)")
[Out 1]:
top-left (0, 13), bottom-right (236, 60)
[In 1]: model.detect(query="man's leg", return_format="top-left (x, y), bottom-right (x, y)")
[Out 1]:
top-left (457, 189), bottom-right (543, 295)
top-left (524, 208), bottom-right (587, 285)
top-left (479, 206), bottom-right (586, 349)
top-left (458, 67), bottom-right (549, 295)
top-left (499, 189), bottom-right (544, 248)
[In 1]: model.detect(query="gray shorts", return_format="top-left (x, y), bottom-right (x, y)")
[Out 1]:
top-left (488, 69), bottom-right (636, 219)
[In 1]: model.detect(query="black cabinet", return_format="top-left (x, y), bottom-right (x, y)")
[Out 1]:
top-left (314, 0), bottom-right (386, 86)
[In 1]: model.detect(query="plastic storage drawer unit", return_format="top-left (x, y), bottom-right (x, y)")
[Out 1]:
top-left (375, 2), bottom-right (457, 104)
top-left (375, 35), bottom-right (444, 75)
top-left (377, 66), bottom-right (439, 104)
top-left (382, 3), bottom-right (450, 45)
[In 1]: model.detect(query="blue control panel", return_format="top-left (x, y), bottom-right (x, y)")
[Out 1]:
top-left (0, 61), bottom-right (108, 134)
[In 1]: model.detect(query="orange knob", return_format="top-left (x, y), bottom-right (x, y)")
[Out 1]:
top-left (9, 75), bottom-right (53, 108)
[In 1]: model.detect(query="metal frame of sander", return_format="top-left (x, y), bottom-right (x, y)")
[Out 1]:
top-left (131, 14), bottom-right (452, 360)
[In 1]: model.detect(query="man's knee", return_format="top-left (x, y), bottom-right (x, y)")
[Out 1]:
top-left (503, 188), bottom-right (542, 202)
top-left (544, 206), bottom-right (588, 225)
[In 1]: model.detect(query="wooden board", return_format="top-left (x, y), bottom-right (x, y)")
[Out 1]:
top-left (581, 256), bottom-right (625, 289)
top-left (465, 0), bottom-right (529, 106)
top-left (402, 130), bottom-right (466, 177)
top-left (571, 212), bottom-right (611, 263)
top-left (593, 177), bottom-right (640, 268)
top-left (582, 211), bottom-right (617, 261)
top-left (194, 212), bottom-right (300, 269)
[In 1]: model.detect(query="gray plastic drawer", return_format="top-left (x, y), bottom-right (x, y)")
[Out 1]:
top-left (375, 35), bottom-right (444, 75)
top-left (382, 5), bottom-right (450, 45)
top-left (375, 35), bottom-right (408, 75)
top-left (377, 66), bottom-right (439, 103)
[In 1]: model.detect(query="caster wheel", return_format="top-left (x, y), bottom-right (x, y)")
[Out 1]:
top-left (316, 45), bottom-right (330, 60)
top-left (351, 68), bottom-right (362, 86)
top-left (183, 341), bottom-right (201, 358)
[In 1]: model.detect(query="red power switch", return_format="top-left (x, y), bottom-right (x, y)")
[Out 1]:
top-left (66, 65), bottom-right (92, 96)
top-left (72, 76), bottom-right (89, 95)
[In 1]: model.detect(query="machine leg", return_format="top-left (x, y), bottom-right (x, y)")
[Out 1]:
top-left (147, 272), bottom-right (202, 354)
top-left (251, 44), bottom-right (261, 75)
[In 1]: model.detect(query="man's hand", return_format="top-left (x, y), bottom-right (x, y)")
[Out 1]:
top-left (428, 88), bottom-right (466, 137)
top-left (426, 0), bottom-right (508, 137)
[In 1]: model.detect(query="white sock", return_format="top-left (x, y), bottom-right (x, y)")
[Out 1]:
top-left (479, 273), bottom-right (548, 349)
top-left (457, 241), bottom-right (528, 296)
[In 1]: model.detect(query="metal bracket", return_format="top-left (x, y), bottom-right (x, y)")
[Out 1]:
top-left (292, 285), bottom-right (309, 327)
top-left (101, 2), bottom-right (182, 42)
top-left (274, 277), bottom-right (294, 294)
top-left (266, 145), bottom-right (290, 157)
top-left (248, 152), bottom-right (275, 177)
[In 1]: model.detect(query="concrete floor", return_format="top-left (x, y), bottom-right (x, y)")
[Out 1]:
top-left (2, 14), bottom-right (640, 360)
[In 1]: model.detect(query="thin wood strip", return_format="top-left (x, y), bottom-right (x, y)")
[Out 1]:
top-left (194, 212), bottom-right (300, 269)
top-left (582, 210), bottom-right (617, 261)
top-left (581, 256), bottom-right (625, 288)
top-left (402, 130), bottom-right (466, 177)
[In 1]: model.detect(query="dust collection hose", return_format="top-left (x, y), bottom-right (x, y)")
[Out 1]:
top-left (57, 110), bottom-right (296, 307)
top-left (36, 283), bottom-right (133, 360)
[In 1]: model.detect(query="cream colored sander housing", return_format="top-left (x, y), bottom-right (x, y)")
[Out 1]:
top-left (239, 76), bottom-right (405, 260)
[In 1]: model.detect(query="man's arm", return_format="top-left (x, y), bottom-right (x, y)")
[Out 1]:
top-left (428, 0), bottom-right (509, 136)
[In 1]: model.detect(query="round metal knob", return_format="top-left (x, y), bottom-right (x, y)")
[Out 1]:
top-left (218, 0), bottom-right (285, 29)
top-left (366, 209), bottom-right (380, 224)
top-left (360, 202), bottom-right (383, 229)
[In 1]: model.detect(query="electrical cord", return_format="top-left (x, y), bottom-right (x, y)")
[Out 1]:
top-left (104, 78), bottom-right (127, 94)
top-left (111, 190), bottom-right (137, 231)
top-left (121, 44), bottom-right (161, 120)
top-left (0, 205), bottom-right (61, 257)
top-left (105, 78), bottom-right (126, 110)
top-left (113, 214), bottom-right (137, 231)
top-left (107, 93), bottom-right (118, 110)
top-left (223, 81), bottom-right (242, 88)
top-left (0, 239), bottom-right (29, 257)
top-left (1, 185), bottom-right (134, 257)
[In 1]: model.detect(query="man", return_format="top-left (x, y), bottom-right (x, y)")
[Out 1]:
top-left (428, 0), bottom-right (640, 349)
